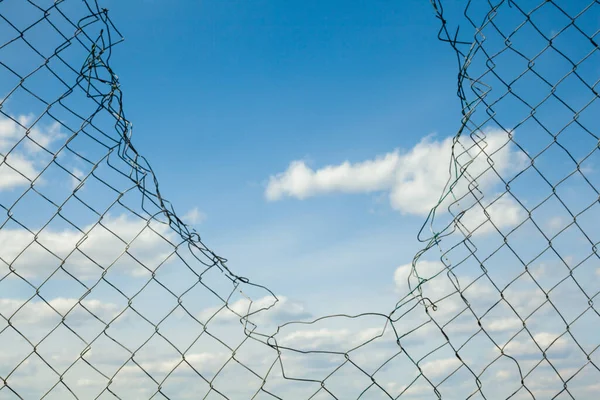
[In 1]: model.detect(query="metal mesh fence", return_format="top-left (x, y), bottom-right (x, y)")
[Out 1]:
top-left (0, 0), bottom-right (598, 399)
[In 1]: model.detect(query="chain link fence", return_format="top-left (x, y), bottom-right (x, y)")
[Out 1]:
top-left (0, 0), bottom-right (598, 399)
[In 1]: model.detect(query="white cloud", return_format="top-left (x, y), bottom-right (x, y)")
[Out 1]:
top-left (456, 195), bottom-right (525, 235)
top-left (198, 295), bottom-right (311, 326)
top-left (279, 328), bottom-right (350, 350)
top-left (265, 152), bottom-right (400, 201)
top-left (497, 332), bottom-right (571, 357)
top-left (547, 216), bottom-right (565, 231)
top-left (266, 129), bottom-right (525, 219)
top-left (0, 114), bottom-right (64, 153)
top-left (0, 114), bottom-right (66, 191)
top-left (0, 297), bottom-right (120, 326)
top-left (0, 152), bottom-right (39, 189)
top-left (419, 357), bottom-right (462, 378)
top-left (276, 322), bottom-right (395, 354)
top-left (495, 369), bottom-right (512, 380)
top-left (486, 317), bottom-right (522, 332)
top-left (394, 260), bottom-right (494, 318)
top-left (182, 207), bottom-right (206, 225)
top-left (0, 214), bottom-right (176, 280)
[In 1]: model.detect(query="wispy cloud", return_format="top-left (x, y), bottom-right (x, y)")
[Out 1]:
top-left (0, 214), bottom-right (176, 281)
top-left (0, 114), bottom-right (66, 191)
top-left (182, 207), bottom-right (206, 225)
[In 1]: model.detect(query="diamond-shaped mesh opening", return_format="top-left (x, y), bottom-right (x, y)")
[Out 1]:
top-left (318, 361), bottom-right (380, 399)
top-left (183, 332), bottom-right (233, 383)
top-left (129, 280), bottom-right (178, 327)
top-left (530, 44), bottom-right (578, 88)
top-left (417, 344), bottom-right (463, 387)
top-left (522, 360), bottom-right (566, 398)
top-left (0, 34), bottom-right (46, 80)
top-left (20, 13), bottom-right (68, 56)
top-left (35, 339), bottom-right (83, 391)
top-left (509, 67), bottom-right (557, 112)
top-left (33, 162), bottom-right (83, 205)
top-left (554, 67), bottom-right (598, 113)
top-left (478, 244), bottom-right (526, 290)
top-left (228, 333), bottom-right (279, 378)
top-left (78, 165), bottom-right (134, 209)
top-left (575, 54), bottom-right (600, 97)
top-left (454, 330), bottom-right (499, 373)
top-left (154, 306), bottom-right (204, 354)
top-left (554, 184), bottom-right (599, 224)
top-left (479, 357), bottom-right (524, 397)
top-left (503, 274), bottom-right (548, 319)
top-left (461, 271), bottom-right (500, 310)
top-left (531, 194), bottom-right (575, 239)
top-left (0, 156), bottom-right (37, 195)
top-left (79, 333), bottom-right (131, 379)
top-left (478, 40), bottom-right (529, 87)
top-left (556, 117), bottom-right (600, 159)
top-left (478, 300), bottom-right (523, 344)
top-left (368, 349), bottom-right (422, 397)
top-left (178, 286), bottom-right (231, 331)
top-left (9, 295), bottom-right (70, 344)
top-left (0, 11), bottom-right (20, 48)
top-left (6, 353), bottom-right (58, 399)
top-left (525, 300), bottom-right (566, 336)
top-left (8, 187), bottom-right (59, 230)
top-left (575, 1), bottom-right (600, 33)
top-left (63, 298), bottom-right (122, 343)
top-left (438, 361), bottom-right (479, 398)
top-left (552, 23), bottom-right (599, 64)
top-left (570, 252), bottom-right (600, 294)
top-left (501, 330), bottom-right (544, 367)
top-left (549, 276), bottom-right (593, 323)
top-left (211, 358), bottom-right (266, 398)
top-left (574, 200), bottom-right (600, 244)
top-left (131, 334), bottom-right (183, 384)
top-left (558, 362), bottom-right (600, 398)
top-left (530, 1), bottom-right (575, 37)
top-left (442, 309), bottom-right (481, 342)
top-left (532, 89), bottom-right (580, 134)
top-left (506, 169), bottom-right (552, 213)
top-left (152, 250), bottom-right (199, 295)
top-left (533, 142), bottom-right (581, 187)
top-left (158, 361), bottom-right (212, 398)
top-left (59, 128), bottom-right (113, 168)
top-left (551, 221), bottom-right (595, 268)
top-left (0, 248), bottom-right (37, 291)
top-left (105, 358), bottom-right (159, 399)
top-left (55, 187), bottom-right (102, 225)
top-left (506, 225), bottom-right (550, 266)
top-left (103, 306), bottom-right (155, 354)
top-left (391, 303), bottom-right (434, 342)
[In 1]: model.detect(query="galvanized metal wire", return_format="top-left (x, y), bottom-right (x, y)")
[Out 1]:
top-left (0, 0), bottom-right (598, 399)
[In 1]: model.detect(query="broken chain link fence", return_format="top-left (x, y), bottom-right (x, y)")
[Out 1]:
top-left (0, 0), bottom-right (598, 399)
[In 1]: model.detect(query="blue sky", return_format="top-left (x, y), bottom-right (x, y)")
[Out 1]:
top-left (96, 0), bottom-right (465, 310)
top-left (0, 0), bottom-right (600, 398)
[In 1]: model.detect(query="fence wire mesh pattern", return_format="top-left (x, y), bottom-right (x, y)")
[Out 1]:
top-left (0, 0), bottom-right (598, 399)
